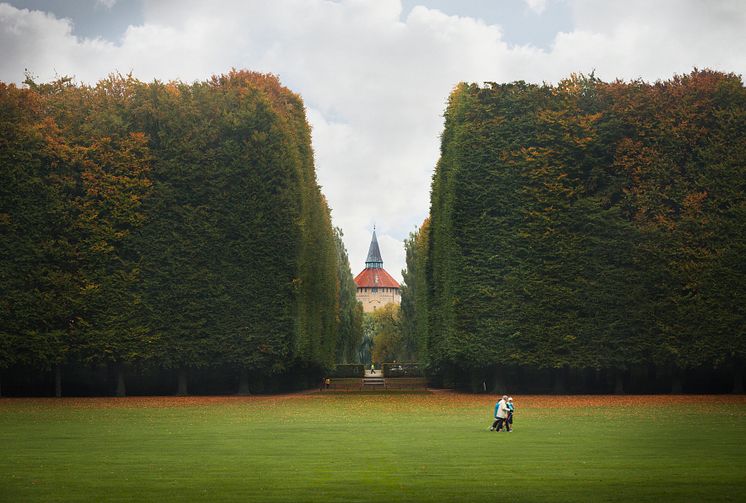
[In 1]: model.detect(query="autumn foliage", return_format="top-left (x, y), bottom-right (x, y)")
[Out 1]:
top-left (0, 71), bottom-right (362, 396)
top-left (418, 70), bottom-right (746, 392)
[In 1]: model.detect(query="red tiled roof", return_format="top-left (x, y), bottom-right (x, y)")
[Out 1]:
top-left (354, 267), bottom-right (400, 288)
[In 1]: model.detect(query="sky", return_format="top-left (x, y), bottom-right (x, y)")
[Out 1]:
top-left (2, 0), bottom-right (745, 282)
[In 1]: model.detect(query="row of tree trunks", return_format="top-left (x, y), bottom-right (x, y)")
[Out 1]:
top-left (176, 368), bottom-right (188, 396)
top-left (55, 365), bottom-right (62, 398)
top-left (614, 369), bottom-right (625, 395)
top-left (671, 367), bottom-right (684, 395)
top-left (10, 365), bottom-right (745, 396)
top-left (174, 367), bottom-right (252, 396)
top-left (484, 365), bottom-right (745, 394)
top-left (238, 367), bottom-right (251, 396)
top-left (553, 368), bottom-right (568, 394)
top-left (734, 364), bottom-right (744, 394)
top-left (116, 366), bottom-right (126, 397)
top-left (46, 366), bottom-right (247, 397)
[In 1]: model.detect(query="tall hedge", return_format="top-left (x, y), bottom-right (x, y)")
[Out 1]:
top-left (0, 71), bottom-right (352, 395)
top-left (424, 70), bottom-right (746, 391)
top-left (400, 218), bottom-right (429, 362)
top-left (333, 227), bottom-right (364, 364)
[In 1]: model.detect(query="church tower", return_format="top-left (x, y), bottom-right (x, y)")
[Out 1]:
top-left (354, 228), bottom-right (401, 313)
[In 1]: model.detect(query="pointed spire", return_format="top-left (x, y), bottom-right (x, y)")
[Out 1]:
top-left (365, 228), bottom-right (383, 269)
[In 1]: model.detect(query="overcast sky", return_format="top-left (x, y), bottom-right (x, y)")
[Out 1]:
top-left (2, 0), bottom-right (745, 281)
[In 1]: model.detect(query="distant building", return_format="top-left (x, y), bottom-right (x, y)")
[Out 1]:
top-left (354, 228), bottom-right (400, 313)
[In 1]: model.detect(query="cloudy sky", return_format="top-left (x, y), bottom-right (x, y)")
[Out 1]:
top-left (2, 0), bottom-right (745, 281)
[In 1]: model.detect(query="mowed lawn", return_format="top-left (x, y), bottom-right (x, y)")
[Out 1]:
top-left (1, 392), bottom-right (745, 502)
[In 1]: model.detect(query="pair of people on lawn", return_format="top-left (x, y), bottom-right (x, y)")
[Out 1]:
top-left (490, 395), bottom-right (514, 432)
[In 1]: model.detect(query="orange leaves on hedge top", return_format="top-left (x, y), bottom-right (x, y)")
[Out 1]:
top-left (164, 83), bottom-right (181, 98)
top-left (682, 191), bottom-right (709, 214)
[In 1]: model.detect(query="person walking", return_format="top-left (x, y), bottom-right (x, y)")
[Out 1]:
top-left (505, 397), bottom-right (514, 432)
top-left (490, 395), bottom-right (509, 431)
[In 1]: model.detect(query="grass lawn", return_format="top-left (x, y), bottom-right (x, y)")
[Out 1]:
top-left (1, 392), bottom-right (744, 502)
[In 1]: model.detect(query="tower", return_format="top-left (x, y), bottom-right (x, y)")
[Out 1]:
top-left (354, 228), bottom-right (401, 313)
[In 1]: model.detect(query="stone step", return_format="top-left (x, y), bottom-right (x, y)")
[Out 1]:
top-left (362, 377), bottom-right (385, 386)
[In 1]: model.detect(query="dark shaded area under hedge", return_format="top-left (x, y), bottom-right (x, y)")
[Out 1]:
top-left (1, 363), bottom-right (325, 397)
top-left (1, 362), bottom-right (740, 396)
top-left (427, 364), bottom-right (741, 394)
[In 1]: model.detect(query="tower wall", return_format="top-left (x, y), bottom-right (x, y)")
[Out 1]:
top-left (355, 229), bottom-right (400, 313)
top-left (356, 287), bottom-right (401, 313)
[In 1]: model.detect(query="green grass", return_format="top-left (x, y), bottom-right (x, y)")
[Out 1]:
top-left (1, 393), bottom-right (745, 502)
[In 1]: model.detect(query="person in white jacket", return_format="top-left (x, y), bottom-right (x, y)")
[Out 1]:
top-left (489, 395), bottom-right (509, 431)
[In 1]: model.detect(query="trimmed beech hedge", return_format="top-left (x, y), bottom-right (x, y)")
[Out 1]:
top-left (330, 364), bottom-right (365, 378)
top-left (383, 363), bottom-right (423, 378)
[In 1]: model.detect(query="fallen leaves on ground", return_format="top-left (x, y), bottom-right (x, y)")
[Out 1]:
top-left (1, 391), bottom-right (744, 412)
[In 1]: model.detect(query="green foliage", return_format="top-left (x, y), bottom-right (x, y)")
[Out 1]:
top-left (329, 363), bottom-right (365, 378)
top-left (358, 314), bottom-right (376, 365)
top-left (333, 227), bottom-right (364, 364)
top-left (0, 82), bottom-right (79, 372)
top-left (0, 71), bottom-right (345, 391)
top-left (370, 303), bottom-right (404, 363)
top-left (426, 70), bottom-right (746, 382)
top-left (400, 219), bottom-right (429, 362)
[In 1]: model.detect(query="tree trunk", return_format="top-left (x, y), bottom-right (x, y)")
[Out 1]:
top-left (647, 364), bottom-right (657, 393)
top-left (591, 368), bottom-right (602, 393)
top-left (553, 368), bottom-right (567, 394)
top-left (733, 363), bottom-right (744, 394)
top-left (116, 365), bottom-right (126, 397)
top-left (442, 365), bottom-right (456, 389)
top-left (253, 374), bottom-right (265, 394)
top-left (469, 369), bottom-right (485, 393)
top-left (614, 368), bottom-right (625, 395)
top-left (54, 365), bottom-right (62, 398)
top-left (491, 371), bottom-right (507, 394)
top-left (238, 367), bottom-right (251, 395)
top-left (176, 368), bottom-right (188, 396)
top-left (671, 366), bottom-right (683, 394)
top-left (630, 365), bottom-right (646, 393)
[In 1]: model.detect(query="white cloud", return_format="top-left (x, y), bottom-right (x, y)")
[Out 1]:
top-left (95, 0), bottom-right (117, 9)
top-left (523, 0), bottom-right (547, 15)
top-left (2, 0), bottom-right (745, 282)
